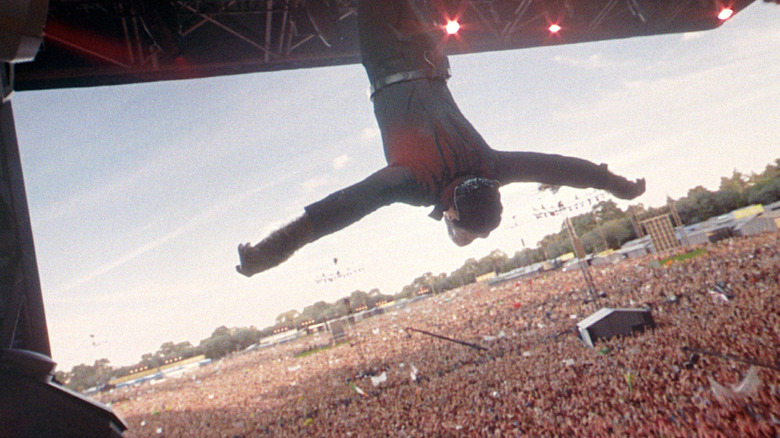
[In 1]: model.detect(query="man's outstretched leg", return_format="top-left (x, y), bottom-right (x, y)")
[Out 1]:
top-left (236, 215), bottom-right (314, 277)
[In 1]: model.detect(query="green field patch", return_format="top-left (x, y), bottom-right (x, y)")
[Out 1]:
top-left (658, 248), bottom-right (708, 265)
top-left (295, 342), bottom-right (346, 358)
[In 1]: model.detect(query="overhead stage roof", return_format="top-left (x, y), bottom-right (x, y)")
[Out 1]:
top-left (13, 0), bottom-right (759, 91)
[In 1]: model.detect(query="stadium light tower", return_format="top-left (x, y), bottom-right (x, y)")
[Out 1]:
top-left (534, 190), bottom-right (607, 305)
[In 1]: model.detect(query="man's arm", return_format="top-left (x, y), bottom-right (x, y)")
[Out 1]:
top-left (493, 151), bottom-right (645, 199)
top-left (236, 166), bottom-right (419, 277)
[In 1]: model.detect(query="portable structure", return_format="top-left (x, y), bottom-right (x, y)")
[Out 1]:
top-left (576, 307), bottom-right (655, 348)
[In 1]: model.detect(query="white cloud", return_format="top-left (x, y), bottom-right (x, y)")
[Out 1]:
top-left (552, 53), bottom-right (610, 70)
top-left (361, 126), bottom-right (380, 142)
top-left (301, 176), bottom-right (330, 193)
top-left (681, 32), bottom-right (704, 41)
top-left (333, 154), bottom-right (350, 169)
top-left (50, 177), bottom-right (279, 294)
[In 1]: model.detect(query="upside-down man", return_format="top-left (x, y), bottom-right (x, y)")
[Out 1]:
top-left (236, 0), bottom-right (645, 276)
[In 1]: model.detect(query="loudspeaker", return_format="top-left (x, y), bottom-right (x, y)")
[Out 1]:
top-left (0, 349), bottom-right (127, 437)
top-left (576, 308), bottom-right (655, 347)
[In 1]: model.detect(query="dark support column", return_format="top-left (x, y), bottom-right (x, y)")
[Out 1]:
top-left (0, 63), bottom-right (128, 437)
top-left (0, 63), bottom-right (51, 356)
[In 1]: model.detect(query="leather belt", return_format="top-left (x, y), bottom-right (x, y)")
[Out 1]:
top-left (370, 68), bottom-right (451, 96)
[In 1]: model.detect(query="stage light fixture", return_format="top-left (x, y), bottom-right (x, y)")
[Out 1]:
top-left (445, 20), bottom-right (460, 35)
top-left (717, 8), bottom-right (734, 20)
top-left (548, 24), bottom-right (562, 33)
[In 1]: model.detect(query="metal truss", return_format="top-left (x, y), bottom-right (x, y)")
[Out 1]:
top-left (13, 0), bottom-right (756, 90)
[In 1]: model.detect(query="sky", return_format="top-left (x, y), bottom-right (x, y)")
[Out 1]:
top-left (12, 4), bottom-right (780, 371)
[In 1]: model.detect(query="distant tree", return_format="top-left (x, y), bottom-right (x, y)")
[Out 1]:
top-left (719, 170), bottom-right (749, 194)
top-left (275, 310), bottom-right (300, 326)
top-left (211, 325), bottom-right (231, 337)
top-left (65, 358), bottom-right (114, 392)
top-left (601, 218), bottom-right (635, 249)
top-left (197, 326), bottom-right (261, 360)
top-left (348, 290), bottom-right (370, 308)
top-left (507, 247), bottom-right (544, 269)
top-left (476, 250), bottom-right (508, 274)
top-left (300, 301), bottom-right (331, 323)
top-left (258, 326), bottom-right (276, 338)
top-left (154, 341), bottom-right (195, 361)
top-left (747, 159), bottom-right (779, 187)
top-left (714, 189), bottom-right (744, 213)
top-left (401, 271), bottom-right (453, 297)
top-left (233, 326), bottom-right (261, 350)
top-left (592, 200), bottom-right (626, 223)
top-left (111, 364), bottom-right (135, 380)
top-left (537, 231), bottom-right (569, 259)
top-left (315, 302), bottom-right (345, 320)
top-left (579, 230), bottom-right (602, 254)
top-left (200, 334), bottom-right (233, 360)
top-left (427, 273), bottom-right (449, 294)
top-left (744, 160), bottom-right (780, 205)
top-left (547, 238), bottom-right (572, 259)
top-left (458, 258), bottom-right (481, 283)
top-left (398, 283), bottom-right (416, 299)
top-left (141, 352), bottom-right (162, 369)
top-left (747, 178), bottom-right (780, 205)
top-left (367, 288), bottom-right (394, 306)
top-left (676, 186), bottom-right (720, 224)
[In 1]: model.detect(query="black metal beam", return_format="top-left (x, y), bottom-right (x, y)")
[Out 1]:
top-left (13, 0), bottom-right (757, 90)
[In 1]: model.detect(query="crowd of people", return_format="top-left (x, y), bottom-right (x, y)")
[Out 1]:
top-left (96, 233), bottom-right (780, 437)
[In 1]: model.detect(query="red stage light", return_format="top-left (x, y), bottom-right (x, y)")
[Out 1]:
top-left (718, 8), bottom-right (734, 20)
top-left (548, 24), bottom-right (562, 34)
top-left (445, 20), bottom-right (460, 35)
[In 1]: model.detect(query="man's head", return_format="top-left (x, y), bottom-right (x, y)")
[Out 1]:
top-left (444, 177), bottom-right (502, 246)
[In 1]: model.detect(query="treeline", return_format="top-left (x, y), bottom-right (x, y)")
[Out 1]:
top-left (392, 158), bottom-right (780, 297)
top-left (672, 161), bottom-right (779, 224)
top-left (56, 327), bottom-right (264, 392)
top-left (275, 289), bottom-right (396, 327)
top-left (62, 159), bottom-right (778, 393)
top-left (525, 158), bottom-right (779, 261)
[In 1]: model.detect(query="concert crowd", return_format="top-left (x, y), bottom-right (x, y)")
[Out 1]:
top-left (96, 233), bottom-right (780, 437)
